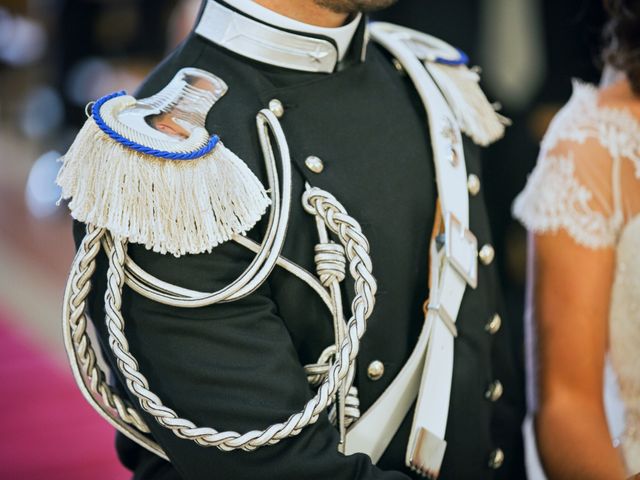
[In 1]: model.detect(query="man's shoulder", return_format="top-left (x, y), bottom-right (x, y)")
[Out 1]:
top-left (369, 22), bottom-right (467, 66)
top-left (59, 46), bottom-right (271, 258)
top-left (369, 21), bottom-right (507, 146)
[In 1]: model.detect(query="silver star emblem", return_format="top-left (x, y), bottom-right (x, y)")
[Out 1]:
top-left (308, 46), bottom-right (330, 64)
top-left (221, 20), bottom-right (241, 45)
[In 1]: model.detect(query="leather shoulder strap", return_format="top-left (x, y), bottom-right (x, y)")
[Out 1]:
top-left (345, 23), bottom-right (480, 478)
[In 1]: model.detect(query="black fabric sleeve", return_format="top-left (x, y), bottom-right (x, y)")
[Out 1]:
top-left (75, 222), bottom-right (409, 480)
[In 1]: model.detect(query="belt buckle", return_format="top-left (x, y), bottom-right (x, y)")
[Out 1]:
top-left (444, 212), bottom-right (478, 289)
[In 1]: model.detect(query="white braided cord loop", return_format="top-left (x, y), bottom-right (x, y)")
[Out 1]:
top-left (62, 224), bottom-right (152, 435)
top-left (305, 187), bottom-right (369, 446)
top-left (101, 185), bottom-right (376, 451)
top-left (303, 188), bottom-right (376, 319)
top-left (305, 345), bottom-right (337, 386)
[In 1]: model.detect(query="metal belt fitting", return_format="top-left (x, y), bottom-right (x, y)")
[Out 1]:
top-left (426, 302), bottom-right (457, 338)
top-left (443, 211), bottom-right (478, 289)
top-left (408, 427), bottom-right (448, 479)
top-left (426, 211), bottom-right (477, 338)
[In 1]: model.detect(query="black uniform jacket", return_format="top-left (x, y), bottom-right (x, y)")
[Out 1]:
top-left (74, 5), bottom-right (525, 480)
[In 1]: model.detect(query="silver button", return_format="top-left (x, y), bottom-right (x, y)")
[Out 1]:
top-left (304, 155), bottom-right (324, 174)
top-left (268, 98), bottom-right (284, 118)
top-left (485, 313), bottom-right (502, 335)
top-left (392, 58), bottom-right (406, 75)
top-left (367, 360), bottom-right (385, 381)
top-left (442, 122), bottom-right (460, 167)
top-left (478, 244), bottom-right (495, 266)
top-left (485, 380), bottom-right (503, 402)
top-left (467, 174), bottom-right (481, 196)
top-left (447, 147), bottom-right (459, 166)
top-left (488, 448), bottom-right (505, 469)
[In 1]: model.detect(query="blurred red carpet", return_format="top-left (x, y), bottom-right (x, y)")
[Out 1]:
top-left (0, 308), bottom-right (130, 480)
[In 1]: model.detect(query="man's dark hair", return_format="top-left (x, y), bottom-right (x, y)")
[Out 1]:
top-left (314, 0), bottom-right (397, 14)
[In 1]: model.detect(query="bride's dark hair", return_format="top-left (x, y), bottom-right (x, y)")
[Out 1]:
top-left (603, 0), bottom-right (640, 94)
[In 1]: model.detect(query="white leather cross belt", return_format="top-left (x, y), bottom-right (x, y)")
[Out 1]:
top-left (345, 24), bottom-right (478, 479)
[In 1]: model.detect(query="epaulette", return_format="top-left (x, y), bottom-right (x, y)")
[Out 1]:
top-left (57, 67), bottom-right (270, 257)
top-left (370, 22), bottom-right (508, 146)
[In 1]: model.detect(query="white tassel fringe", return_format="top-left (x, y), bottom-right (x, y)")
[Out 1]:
top-left (57, 120), bottom-right (271, 257)
top-left (426, 63), bottom-right (507, 146)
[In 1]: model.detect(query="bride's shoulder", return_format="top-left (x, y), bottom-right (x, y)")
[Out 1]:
top-left (542, 78), bottom-right (640, 157)
top-left (538, 81), bottom-right (598, 152)
top-left (513, 78), bottom-right (640, 249)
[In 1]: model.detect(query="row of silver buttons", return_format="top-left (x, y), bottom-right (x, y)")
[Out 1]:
top-left (464, 169), bottom-right (504, 470)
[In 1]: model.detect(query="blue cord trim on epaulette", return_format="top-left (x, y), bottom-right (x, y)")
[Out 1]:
top-left (91, 91), bottom-right (220, 160)
top-left (434, 48), bottom-right (469, 66)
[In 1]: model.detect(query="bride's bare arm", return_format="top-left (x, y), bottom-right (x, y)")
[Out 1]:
top-left (530, 231), bottom-right (625, 480)
top-left (529, 230), bottom-right (627, 479)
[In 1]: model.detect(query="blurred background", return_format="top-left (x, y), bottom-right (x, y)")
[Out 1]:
top-left (0, 0), bottom-right (606, 478)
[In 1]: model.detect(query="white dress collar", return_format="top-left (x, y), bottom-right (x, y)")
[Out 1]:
top-left (195, 0), bottom-right (364, 73)
top-left (224, 0), bottom-right (361, 61)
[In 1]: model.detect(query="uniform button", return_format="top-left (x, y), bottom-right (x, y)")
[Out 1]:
top-left (392, 58), bottom-right (406, 75)
top-left (268, 98), bottom-right (284, 118)
top-left (467, 174), bottom-right (481, 196)
top-left (448, 147), bottom-right (459, 166)
top-left (367, 360), bottom-right (385, 381)
top-left (304, 155), bottom-right (324, 173)
top-left (485, 380), bottom-right (503, 402)
top-left (478, 244), bottom-right (495, 266)
top-left (485, 313), bottom-right (502, 335)
top-left (488, 448), bottom-right (505, 469)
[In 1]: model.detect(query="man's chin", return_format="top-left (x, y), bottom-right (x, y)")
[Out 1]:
top-left (314, 0), bottom-right (398, 14)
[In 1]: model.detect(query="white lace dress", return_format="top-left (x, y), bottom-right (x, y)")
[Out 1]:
top-left (513, 81), bottom-right (640, 474)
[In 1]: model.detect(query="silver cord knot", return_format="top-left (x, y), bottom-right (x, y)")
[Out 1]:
top-left (314, 242), bottom-right (346, 286)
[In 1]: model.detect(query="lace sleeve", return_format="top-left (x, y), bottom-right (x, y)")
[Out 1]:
top-left (513, 137), bottom-right (622, 249)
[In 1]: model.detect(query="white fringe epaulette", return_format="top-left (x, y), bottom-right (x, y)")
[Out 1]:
top-left (57, 96), bottom-right (270, 257)
top-left (382, 23), bottom-right (508, 146)
top-left (424, 62), bottom-right (507, 146)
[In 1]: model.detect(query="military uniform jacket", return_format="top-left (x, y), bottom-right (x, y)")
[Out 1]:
top-left (73, 2), bottom-right (525, 478)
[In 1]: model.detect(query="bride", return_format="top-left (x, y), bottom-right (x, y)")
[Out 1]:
top-left (513, 0), bottom-right (640, 478)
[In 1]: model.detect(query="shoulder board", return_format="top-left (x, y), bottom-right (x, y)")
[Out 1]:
top-left (370, 22), bottom-right (508, 146)
top-left (57, 68), bottom-right (270, 257)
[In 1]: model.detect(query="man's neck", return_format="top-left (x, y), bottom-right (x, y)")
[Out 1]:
top-left (253, 0), bottom-right (349, 28)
